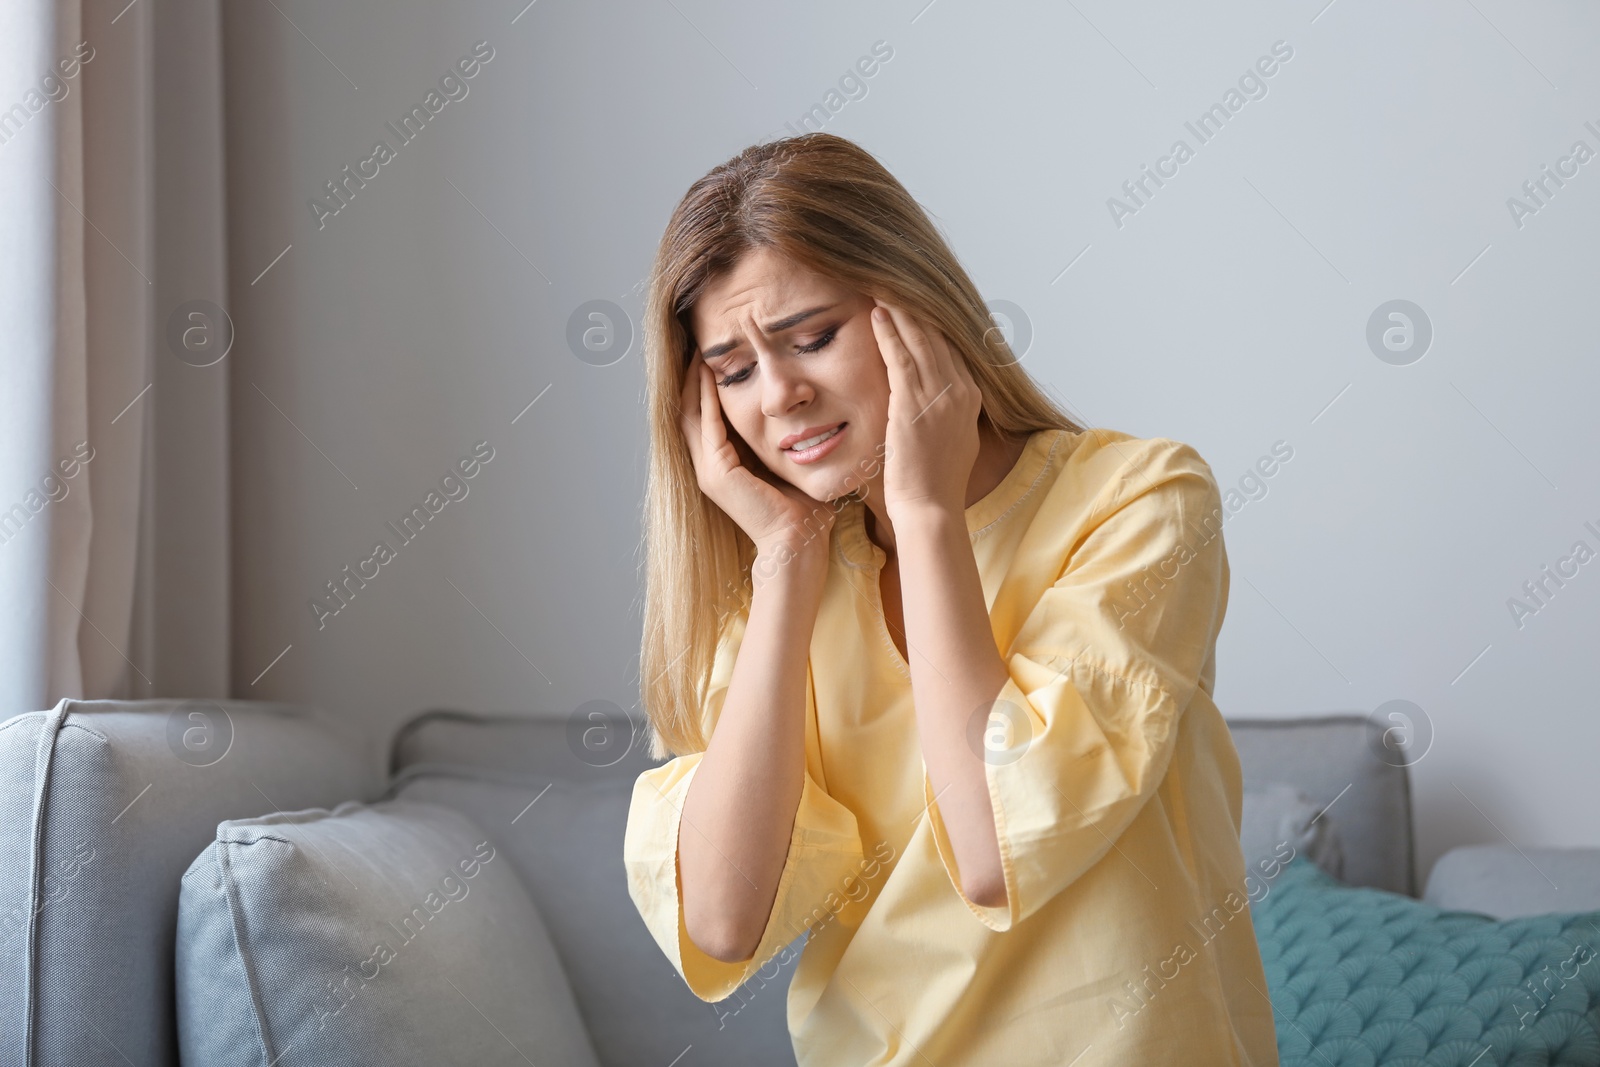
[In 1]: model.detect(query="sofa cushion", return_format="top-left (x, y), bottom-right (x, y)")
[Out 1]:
top-left (176, 798), bottom-right (599, 1067)
top-left (1228, 715), bottom-right (1415, 894)
top-left (1241, 783), bottom-right (1346, 884)
top-left (390, 763), bottom-right (799, 1067)
top-left (1254, 854), bottom-right (1600, 1066)
top-left (0, 698), bottom-right (378, 1067)
top-left (1425, 846), bottom-right (1600, 920)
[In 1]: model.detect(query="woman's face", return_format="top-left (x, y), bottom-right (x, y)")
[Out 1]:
top-left (688, 246), bottom-right (890, 504)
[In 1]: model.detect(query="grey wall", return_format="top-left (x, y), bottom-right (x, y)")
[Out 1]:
top-left (221, 0), bottom-right (1600, 884)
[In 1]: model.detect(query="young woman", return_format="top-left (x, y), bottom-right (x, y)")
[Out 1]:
top-left (623, 133), bottom-right (1280, 1065)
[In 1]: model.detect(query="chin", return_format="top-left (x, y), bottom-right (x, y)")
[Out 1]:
top-left (817, 483), bottom-right (858, 506)
top-left (771, 468), bottom-right (838, 506)
top-left (814, 466), bottom-right (874, 505)
top-left (774, 435), bottom-right (876, 504)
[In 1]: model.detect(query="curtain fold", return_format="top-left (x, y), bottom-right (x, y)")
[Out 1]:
top-left (0, 0), bottom-right (231, 714)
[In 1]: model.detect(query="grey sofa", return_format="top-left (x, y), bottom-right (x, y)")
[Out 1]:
top-left (3, 698), bottom-right (1596, 1066)
top-left (0, 699), bottom-right (384, 1067)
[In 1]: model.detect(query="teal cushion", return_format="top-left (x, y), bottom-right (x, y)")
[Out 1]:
top-left (1253, 856), bottom-right (1600, 1066)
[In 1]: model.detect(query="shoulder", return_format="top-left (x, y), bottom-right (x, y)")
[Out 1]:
top-left (1050, 428), bottom-right (1223, 522)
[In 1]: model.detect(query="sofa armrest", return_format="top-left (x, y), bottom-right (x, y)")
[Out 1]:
top-left (1423, 844), bottom-right (1600, 919)
top-left (0, 698), bottom-right (379, 1067)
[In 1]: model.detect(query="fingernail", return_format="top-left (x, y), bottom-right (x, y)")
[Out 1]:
top-left (872, 307), bottom-right (888, 322)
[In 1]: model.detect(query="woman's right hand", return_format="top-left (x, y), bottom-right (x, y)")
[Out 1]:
top-left (679, 355), bottom-right (838, 560)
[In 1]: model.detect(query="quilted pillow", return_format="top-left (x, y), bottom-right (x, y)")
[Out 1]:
top-left (1253, 855), bottom-right (1600, 1066)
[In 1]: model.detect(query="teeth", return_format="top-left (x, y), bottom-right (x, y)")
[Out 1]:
top-left (789, 425), bottom-right (842, 451)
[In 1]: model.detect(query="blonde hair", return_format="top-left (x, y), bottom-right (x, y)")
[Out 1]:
top-left (636, 132), bottom-right (1084, 759)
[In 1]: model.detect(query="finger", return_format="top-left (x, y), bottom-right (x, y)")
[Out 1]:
top-left (678, 361), bottom-right (703, 458)
top-left (728, 423), bottom-right (762, 474)
top-left (902, 307), bottom-right (960, 401)
top-left (887, 301), bottom-right (935, 366)
top-left (872, 299), bottom-right (923, 396)
top-left (912, 314), bottom-right (956, 391)
top-left (893, 304), bottom-right (962, 418)
top-left (931, 320), bottom-right (957, 375)
top-left (945, 336), bottom-right (982, 422)
top-left (934, 327), bottom-right (973, 392)
top-left (695, 361), bottom-right (729, 461)
top-left (681, 361), bottom-right (725, 476)
top-left (888, 300), bottom-right (944, 400)
top-left (679, 359), bottom-right (702, 420)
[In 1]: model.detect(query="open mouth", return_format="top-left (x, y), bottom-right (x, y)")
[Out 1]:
top-left (786, 424), bottom-right (844, 451)
top-left (784, 422), bottom-right (847, 463)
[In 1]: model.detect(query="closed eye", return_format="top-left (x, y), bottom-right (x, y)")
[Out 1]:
top-left (716, 327), bottom-right (839, 387)
top-left (796, 326), bottom-right (839, 354)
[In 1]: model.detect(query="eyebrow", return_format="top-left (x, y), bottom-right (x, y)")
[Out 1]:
top-left (698, 304), bottom-right (836, 362)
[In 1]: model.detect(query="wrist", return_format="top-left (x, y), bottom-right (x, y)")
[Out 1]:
top-left (887, 499), bottom-right (964, 536)
top-left (751, 537), bottom-right (830, 590)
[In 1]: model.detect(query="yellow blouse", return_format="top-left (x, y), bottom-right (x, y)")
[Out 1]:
top-left (624, 427), bottom-right (1281, 1065)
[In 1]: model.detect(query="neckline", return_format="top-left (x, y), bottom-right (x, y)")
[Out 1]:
top-left (836, 428), bottom-right (1065, 571)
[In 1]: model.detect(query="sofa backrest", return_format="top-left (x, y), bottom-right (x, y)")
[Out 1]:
top-left (0, 698), bottom-right (380, 1067)
top-left (394, 709), bottom-right (1417, 896)
top-left (389, 707), bottom-right (658, 782)
top-left (388, 708), bottom-right (799, 1067)
top-left (388, 708), bottom-right (1416, 1065)
top-left (1227, 714), bottom-right (1415, 895)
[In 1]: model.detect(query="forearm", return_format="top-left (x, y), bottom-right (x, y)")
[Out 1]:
top-left (679, 547), bottom-right (828, 962)
top-left (895, 505), bottom-right (1010, 907)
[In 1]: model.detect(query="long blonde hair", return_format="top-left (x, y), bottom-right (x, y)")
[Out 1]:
top-left (636, 132), bottom-right (1084, 759)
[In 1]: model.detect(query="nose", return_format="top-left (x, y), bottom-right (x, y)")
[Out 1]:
top-left (758, 352), bottom-right (813, 419)
top-left (743, 318), bottom-right (812, 419)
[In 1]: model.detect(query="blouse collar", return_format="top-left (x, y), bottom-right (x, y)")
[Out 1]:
top-left (835, 428), bottom-right (1067, 571)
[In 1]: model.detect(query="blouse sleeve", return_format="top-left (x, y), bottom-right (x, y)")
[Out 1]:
top-left (923, 438), bottom-right (1229, 933)
top-left (623, 610), bottom-right (866, 1002)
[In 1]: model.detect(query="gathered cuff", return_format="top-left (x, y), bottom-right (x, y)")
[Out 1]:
top-left (624, 754), bottom-right (865, 1002)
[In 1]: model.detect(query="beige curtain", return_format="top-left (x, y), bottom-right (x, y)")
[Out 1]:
top-left (0, 0), bottom-right (231, 713)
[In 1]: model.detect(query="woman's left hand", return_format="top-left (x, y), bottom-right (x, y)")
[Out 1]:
top-left (870, 297), bottom-right (984, 520)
